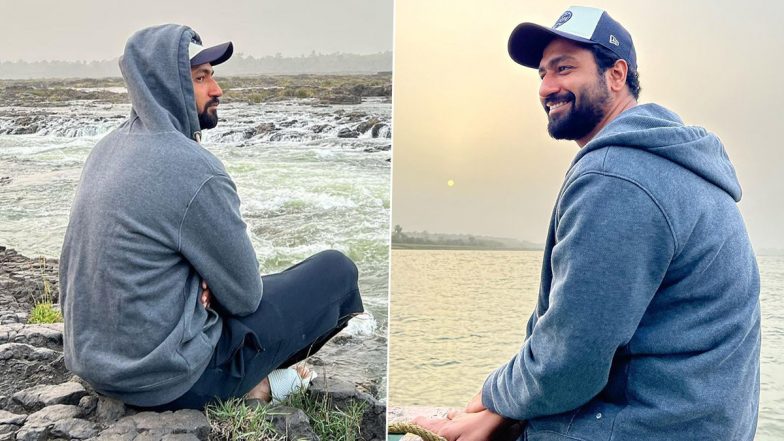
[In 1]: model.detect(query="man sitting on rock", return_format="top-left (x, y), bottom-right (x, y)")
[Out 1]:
top-left (59, 24), bottom-right (363, 410)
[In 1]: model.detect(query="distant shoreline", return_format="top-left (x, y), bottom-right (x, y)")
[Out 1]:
top-left (392, 243), bottom-right (542, 251)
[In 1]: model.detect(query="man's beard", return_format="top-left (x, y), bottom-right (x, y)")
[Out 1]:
top-left (198, 99), bottom-right (219, 130)
top-left (544, 75), bottom-right (610, 140)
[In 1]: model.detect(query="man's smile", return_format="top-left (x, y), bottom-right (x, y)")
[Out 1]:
top-left (547, 100), bottom-right (571, 116)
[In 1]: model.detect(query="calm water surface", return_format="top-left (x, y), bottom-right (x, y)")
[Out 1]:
top-left (390, 249), bottom-right (783, 440)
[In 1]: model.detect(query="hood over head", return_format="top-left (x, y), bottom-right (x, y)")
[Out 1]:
top-left (577, 103), bottom-right (742, 201)
top-left (119, 24), bottom-right (202, 141)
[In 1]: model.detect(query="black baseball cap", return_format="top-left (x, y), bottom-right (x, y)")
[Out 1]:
top-left (508, 6), bottom-right (636, 70)
top-left (188, 41), bottom-right (234, 67)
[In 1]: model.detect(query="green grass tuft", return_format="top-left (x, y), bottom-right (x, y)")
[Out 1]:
top-left (28, 302), bottom-right (62, 324)
top-left (283, 386), bottom-right (366, 441)
top-left (205, 385), bottom-right (366, 441)
top-left (28, 257), bottom-right (62, 324)
top-left (205, 398), bottom-right (284, 441)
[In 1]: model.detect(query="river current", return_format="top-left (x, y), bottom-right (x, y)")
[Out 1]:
top-left (0, 94), bottom-right (391, 399)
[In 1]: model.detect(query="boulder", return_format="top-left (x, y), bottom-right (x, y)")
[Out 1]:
top-left (337, 128), bottom-right (360, 138)
top-left (357, 117), bottom-right (381, 134)
top-left (50, 417), bottom-right (99, 439)
top-left (310, 376), bottom-right (386, 441)
top-left (94, 396), bottom-right (127, 423)
top-left (98, 410), bottom-right (210, 440)
top-left (0, 324), bottom-right (64, 350)
top-left (0, 410), bottom-right (26, 425)
top-left (0, 343), bottom-right (69, 410)
top-left (12, 382), bottom-right (87, 412)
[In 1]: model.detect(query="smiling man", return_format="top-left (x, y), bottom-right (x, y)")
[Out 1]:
top-left (60, 24), bottom-right (363, 411)
top-left (415, 6), bottom-right (760, 441)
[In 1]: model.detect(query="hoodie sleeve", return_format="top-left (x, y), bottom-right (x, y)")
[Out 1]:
top-left (481, 172), bottom-right (675, 421)
top-left (178, 175), bottom-right (263, 316)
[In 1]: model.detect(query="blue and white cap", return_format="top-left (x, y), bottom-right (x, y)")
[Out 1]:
top-left (188, 40), bottom-right (233, 67)
top-left (508, 6), bottom-right (636, 69)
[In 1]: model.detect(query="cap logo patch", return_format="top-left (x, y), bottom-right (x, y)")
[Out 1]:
top-left (609, 35), bottom-right (620, 46)
top-left (553, 11), bottom-right (572, 29)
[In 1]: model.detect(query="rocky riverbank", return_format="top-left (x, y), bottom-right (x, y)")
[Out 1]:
top-left (0, 246), bottom-right (384, 440)
top-left (0, 75), bottom-right (391, 109)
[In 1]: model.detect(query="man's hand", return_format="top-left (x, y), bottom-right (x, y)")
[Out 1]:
top-left (465, 391), bottom-right (486, 413)
top-left (200, 280), bottom-right (212, 309)
top-left (412, 409), bottom-right (521, 441)
top-left (446, 390), bottom-right (486, 420)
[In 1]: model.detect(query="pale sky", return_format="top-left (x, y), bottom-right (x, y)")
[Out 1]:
top-left (391, 0), bottom-right (784, 250)
top-left (0, 0), bottom-right (393, 61)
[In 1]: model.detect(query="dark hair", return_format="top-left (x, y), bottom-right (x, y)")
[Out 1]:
top-left (590, 45), bottom-right (641, 100)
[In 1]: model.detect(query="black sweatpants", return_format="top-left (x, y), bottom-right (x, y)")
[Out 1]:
top-left (152, 249), bottom-right (364, 410)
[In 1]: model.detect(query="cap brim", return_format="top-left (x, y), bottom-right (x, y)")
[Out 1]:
top-left (508, 23), bottom-right (594, 68)
top-left (190, 41), bottom-right (234, 67)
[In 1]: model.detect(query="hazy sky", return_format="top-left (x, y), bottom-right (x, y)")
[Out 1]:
top-left (392, 0), bottom-right (784, 250)
top-left (1, 0), bottom-right (393, 61)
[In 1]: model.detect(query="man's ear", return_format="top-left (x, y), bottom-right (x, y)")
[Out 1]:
top-left (606, 59), bottom-right (628, 93)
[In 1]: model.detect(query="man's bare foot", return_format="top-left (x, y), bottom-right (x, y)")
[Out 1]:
top-left (246, 376), bottom-right (271, 402)
top-left (245, 364), bottom-right (313, 403)
top-left (294, 364), bottom-right (311, 379)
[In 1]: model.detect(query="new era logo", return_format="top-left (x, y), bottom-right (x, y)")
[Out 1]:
top-left (553, 11), bottom-right (572, 28)
top-left (609, 35), bottom-right (620, 46)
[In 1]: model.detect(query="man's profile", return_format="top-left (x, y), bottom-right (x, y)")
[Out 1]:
top-left (415, 6), bottom-right (760, 440)
top-left (60, 24), bottom-right (364, 409)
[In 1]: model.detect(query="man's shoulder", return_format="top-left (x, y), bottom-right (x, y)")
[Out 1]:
top-left (99, 129), bottom-right (229, 178)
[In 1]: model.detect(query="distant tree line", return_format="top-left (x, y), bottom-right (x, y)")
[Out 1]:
top-left (392, 225), bottom-right (541, 250)
top-left (0, 51), bottom-right (393, 79)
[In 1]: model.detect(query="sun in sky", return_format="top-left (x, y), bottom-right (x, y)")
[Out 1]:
top-left (447, 179), bottom-right (455, 187)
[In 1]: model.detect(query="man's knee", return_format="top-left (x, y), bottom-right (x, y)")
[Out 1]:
top-left (315, 249), bottom-right (359, 284)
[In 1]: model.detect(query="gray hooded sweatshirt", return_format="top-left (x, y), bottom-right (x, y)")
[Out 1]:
top-left (482, 104), bottom-right (760, 440)
top-left (60, 24), bottom-right (263, 407)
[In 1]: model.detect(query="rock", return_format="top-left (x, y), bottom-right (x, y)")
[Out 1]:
top-left (338, 111), bottom-right (369, 122)
top-left (0, 424), bottom-right (18, 440)
top-left (370, 123), bottom-right (391, 139)
top-left (0, 312), bottom-right (27, 325)
top-left (23, 404), bottom-right (81, 428)
top-left (14, 404), bottom-right (82, 441)
top-left (266, 405), bottom-right (318, 441)
top-left (0, 324), bottom-right (64, 350)
top-left (337, 128), bottom-right (360, 138)
top-left (245, 400), bottom-right (319, 441)
top-left (50, 417), bottom-right (98, 439)
top-left (363, 144), bottom-right (392, 153)
top-left (14, 425), bottom-right (47, 441)
top-left (356, 117), bottom-right (381, 134)
top-left (8, 116), bottom-right (41, 135)
top-left (78, 395), bottom-right (97, 416)
top-left (0, 247), bottom-right (60, 316)
top-left (12, 382), bottom-right (87, 412)
top-left (310, 376), bottom-right (386, 441)
top-left (94, 396), bottom-right (126, 423)
top-left (99, 410), bottom-right (210, 440)
top-left (321, 94), bottom-right (361, 105)
top-left (311, 124), bottom-right (331, 134)
top-left (0, 409), bottom-right (26, 425)
top-left (338, 84), bottom-right (391, 98)
top-left (160, 435), bottom-right (203, 441)
top-left (252, 122), bottom-right (277, 135)
top-left (0, 343), bottom-right (68, 410)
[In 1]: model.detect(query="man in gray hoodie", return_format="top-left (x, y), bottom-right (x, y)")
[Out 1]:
top-left (60, 24), bottom-right (363, 409)
top-left (416, 6), bottom-right (760, 441)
